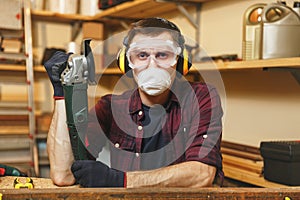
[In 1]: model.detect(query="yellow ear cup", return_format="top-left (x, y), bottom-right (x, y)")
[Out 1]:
top-left (182, 48), bottom-right (190, 75)
top-left (118, 47), bottom-right (126, 74)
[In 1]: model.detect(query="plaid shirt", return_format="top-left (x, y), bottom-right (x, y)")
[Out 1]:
top-left (86, 78), bottom-right (224, 181)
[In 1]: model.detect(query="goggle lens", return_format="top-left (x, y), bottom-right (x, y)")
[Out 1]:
top-left (126, 40), bottom-right (181, 69)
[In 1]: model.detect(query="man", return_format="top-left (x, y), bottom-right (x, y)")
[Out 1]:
top-left (45, 17), bottom-right (223, 188)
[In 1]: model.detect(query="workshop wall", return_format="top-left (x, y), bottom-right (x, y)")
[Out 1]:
top-left (189, 0), bottom-right (300, 146)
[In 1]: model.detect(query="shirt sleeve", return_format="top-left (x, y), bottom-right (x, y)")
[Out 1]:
top-left (184, 83), bottom-right (224, 182)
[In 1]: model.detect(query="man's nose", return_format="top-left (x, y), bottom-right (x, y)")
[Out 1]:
top-left (148, 55), bottom-right (159, 68)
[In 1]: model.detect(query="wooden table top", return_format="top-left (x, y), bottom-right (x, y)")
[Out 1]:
top-left (0, 176), bottom-right (300, 200)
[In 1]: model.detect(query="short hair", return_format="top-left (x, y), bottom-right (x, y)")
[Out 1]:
top-left (123, 17), bottom-right (185, 48)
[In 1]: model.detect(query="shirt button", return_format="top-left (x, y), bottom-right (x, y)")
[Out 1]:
top-left (138, 111), bottom-right (143, 116)
top-left (135, 153), bottom-right (140, 157)
top-left (114, 143), bottom-right (120, 148)
top-left (203, 134), bottom-right (208, 139)
top-left (138, 125), bottom-right (143, 131)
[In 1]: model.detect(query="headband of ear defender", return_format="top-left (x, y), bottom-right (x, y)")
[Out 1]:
top-left (117, 18), bottom-right (192, 76)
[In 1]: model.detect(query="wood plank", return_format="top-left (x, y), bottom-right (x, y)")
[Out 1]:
top-left (0, 115), bottom-right (28, 121)
top-left (112, 1), bottom-right (178, 19)
top-left (31, 10), bottom-right (93, 23)
top-left (1, 186), bottom-right (300, 200)
top-left (221, 147), bottom-right (263, 161)
top-left (0, 136), bottom-right (30, 150)
top-left (0, 176), bottom-right (79, 189)
top-left (0, 126), bottom-right (29, 135)
top-left (221, 140), bottom-right (261, 155)
top-left (223, 163), bottom-right (289, 188)
top-left (222, 154), bottom-right (263, 174)
top-left (131, 5), bottom-right (177, 19)
top-left (0, 64), bottom-right (27, 71)
top-left (92, 0), bottom-right (213, 20)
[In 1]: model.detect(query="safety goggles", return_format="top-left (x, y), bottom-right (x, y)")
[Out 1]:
top-left (126, 39), bottom-right (181, 69)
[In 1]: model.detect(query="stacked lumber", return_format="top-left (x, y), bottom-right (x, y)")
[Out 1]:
top-left (221, 141), bottom-right (288, 188)
top-left (0, 113), bottom-right (52, 134)
top-left (0, 113), bottom-right (50, 177)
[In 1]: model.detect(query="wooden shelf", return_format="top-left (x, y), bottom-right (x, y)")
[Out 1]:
top-left (0, 64), bottom-right (45, 73)
top-left (92, 0), bottom-right (179, 20)
top-left (190, 57), bottom-right (300, 72)
top-left (92, 0), bottom-right (214, 21)
top-left (31, 10), bottom-right (94, 23)
top-left (32, 0), bottom-right (178, 24)
top-left (1, 57), bottom-right (300, 74)
top-left (0, 64), bottom-right (28, 72)
top-left (31, 0), bottom-right (211, 24)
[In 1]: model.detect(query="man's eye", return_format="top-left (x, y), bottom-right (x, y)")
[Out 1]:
top-left (156, 52), bottom-right (169, 59)
top-left (137, 52), bottom-right (149, 59)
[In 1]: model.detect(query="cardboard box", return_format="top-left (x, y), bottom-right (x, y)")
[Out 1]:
top-left (89, 40), bottom-right (104, 72)
top-left (0, 0), bottom-right (22, 30)
top-left (82, 22), bottom-right (104, 40)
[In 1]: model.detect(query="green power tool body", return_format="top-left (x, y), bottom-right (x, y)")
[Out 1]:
top-left (61, 39), bottom-right (96, 160)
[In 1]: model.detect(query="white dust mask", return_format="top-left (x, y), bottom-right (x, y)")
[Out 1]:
top-left (134, 67), bottom-right (175, 96)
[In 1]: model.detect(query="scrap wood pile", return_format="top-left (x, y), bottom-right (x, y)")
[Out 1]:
top-left (221, 141), bottom-right (287, 188)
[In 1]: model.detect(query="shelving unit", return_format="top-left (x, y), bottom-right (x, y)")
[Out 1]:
top-left (0, 0), bottom-right (38, 176)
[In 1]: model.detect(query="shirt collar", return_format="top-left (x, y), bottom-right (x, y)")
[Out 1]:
top-left (128, 89), bottom-right (143, 114)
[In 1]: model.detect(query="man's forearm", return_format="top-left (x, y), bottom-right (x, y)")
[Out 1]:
top-left (47, 99), bottom-right (75, 186)
top-left (126, 161), bottom-right (216, 188)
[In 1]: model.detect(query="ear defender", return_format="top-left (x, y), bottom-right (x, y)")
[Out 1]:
top-left (117, 47), bottom-right (130, 74)
top-left (176, 48), bottom-right (192, 76)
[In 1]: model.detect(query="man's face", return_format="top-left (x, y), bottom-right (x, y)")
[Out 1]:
top-left (128, 32), bottom-right (180, 73)
top-left (127, 32), bottom-right (181, 96)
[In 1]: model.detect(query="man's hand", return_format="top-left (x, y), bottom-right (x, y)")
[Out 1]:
top-left (71, 160), bottom-right (125, 188)
top-left (44, 51), bottom-right (72, 99)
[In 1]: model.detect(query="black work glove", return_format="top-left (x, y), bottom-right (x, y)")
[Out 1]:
top-left (71, 160), bottom-right (125, 188)
top-left (44, 51), bottom-right (72, 99)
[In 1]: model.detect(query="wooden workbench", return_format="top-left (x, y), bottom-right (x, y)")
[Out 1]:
top-left (0, 176), bottom-right (79, 189)
top-left (1, 176), bottom-right (300, 200)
